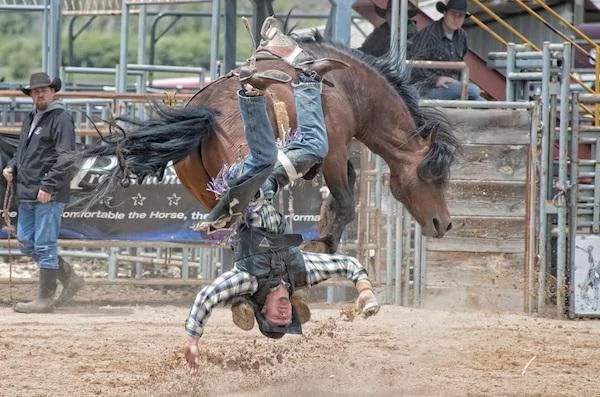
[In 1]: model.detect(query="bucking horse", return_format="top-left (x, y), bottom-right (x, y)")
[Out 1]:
top-left (77, 33), bottom-right (460, 254)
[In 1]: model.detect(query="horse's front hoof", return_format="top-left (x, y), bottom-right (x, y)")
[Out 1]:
top-left (300, 240), bottom-right (330, 253)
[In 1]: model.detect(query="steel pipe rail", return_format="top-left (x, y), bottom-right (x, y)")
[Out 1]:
top-left (0, 239), bottom-right (217, 249)
top-left (579, 94), bottom-right (600, 105)
top-left (514, 43), bottom-right (565, 51)
top-left (0, 4), bottom-right (47, 10)
top-left (488, 51), bottom-right (563, 60)
top-left (0, 126), bottom-right (109, 137)
top-left (63, 66), bottom-right (144, 76)
top-left (408, 60), bottom-right (467, 70)
top-left (508, 72), bottom-right (543, 81)
top-left (0, 98), bottom-right (112, 105)
top-left (0, 249), bottom-right (202, 267)
top-left (127, 64), bottom-right (205, 74)
top-left (0, 90), bottom-right (193, 101)
top-left (419, 100), bottom-right (535, 109)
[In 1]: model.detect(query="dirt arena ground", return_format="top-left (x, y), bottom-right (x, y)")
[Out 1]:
top-left (1, 298), bottom-right (599, 396)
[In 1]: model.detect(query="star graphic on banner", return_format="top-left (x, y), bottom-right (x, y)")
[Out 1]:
top-left (131, 193), bottom-right (146, 207)
top-left (99, 196), bottom-right (113, 206)
top-left (167, 193), bottom-right (182, 207)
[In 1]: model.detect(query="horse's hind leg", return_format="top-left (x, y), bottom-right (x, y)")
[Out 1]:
top-left (303, 160), bottom-right (356, 254)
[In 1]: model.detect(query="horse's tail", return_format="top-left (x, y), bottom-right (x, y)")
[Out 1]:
top-left (70, 103), bottom-right (217, 208)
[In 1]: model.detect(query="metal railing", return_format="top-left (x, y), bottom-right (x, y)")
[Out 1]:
top-left (467, 0), bottom-right (600, 124)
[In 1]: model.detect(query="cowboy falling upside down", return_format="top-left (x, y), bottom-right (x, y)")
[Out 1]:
top-left (184, 18), bottom-right (380, 372)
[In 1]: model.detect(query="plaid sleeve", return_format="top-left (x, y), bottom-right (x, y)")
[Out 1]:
top-left (185, 269), bottom-right (258, 337)
top-left (301, 251), bottom-right (369, 287)
top-left (246, 202), bottom-right (286, 234)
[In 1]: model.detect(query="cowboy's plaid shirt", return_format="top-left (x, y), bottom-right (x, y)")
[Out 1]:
top-left (185, 203), bottom-right (369, 337)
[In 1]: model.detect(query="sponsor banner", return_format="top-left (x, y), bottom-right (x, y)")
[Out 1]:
top-left (0, 136), bottom-right (322, 243)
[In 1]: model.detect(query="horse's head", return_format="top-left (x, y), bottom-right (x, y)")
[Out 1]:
top-left (296, 34), bottom-right (460, 238)
top-left (387, 116), bottom-right (458, 238)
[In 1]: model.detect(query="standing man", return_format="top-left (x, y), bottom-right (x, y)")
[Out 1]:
top-left (3, 72), bottom-right (84, 313)
top-left (408, 0), bottom-right (484, 100)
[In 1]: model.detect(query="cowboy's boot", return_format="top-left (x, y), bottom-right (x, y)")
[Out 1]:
top-left (231, 298), bottom-right (255, 331)
top-left (54, 257), bottom-right (85, 306)
top-left (239, 65), bottom-right (291, 93)
top-left (355, 279), bottom-right (380, 318)
top-left (14, 268), bottom-right (58, 313)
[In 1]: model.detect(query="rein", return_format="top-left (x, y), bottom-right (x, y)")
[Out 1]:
top-left (2, 180), bottom-right (15, 305)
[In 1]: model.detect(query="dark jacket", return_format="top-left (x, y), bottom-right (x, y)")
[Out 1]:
top-left (359, 21), bottom-right (418, 58)
top-left (233, 225), bottom-right (307, 294)
top-left (8, 103), bottom-right (76, 203)
top-left (408, 19), bottom-right (468, 90)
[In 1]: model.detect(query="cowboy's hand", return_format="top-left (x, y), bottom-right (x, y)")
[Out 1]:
top-left (184, 335), bottom-right (201, 374)
top-left (37, 189), bottom-right (51, 203)
top-left (2, 167), bottom-right (13, 183)
top-left (436, 76), bottom-right (456, 88)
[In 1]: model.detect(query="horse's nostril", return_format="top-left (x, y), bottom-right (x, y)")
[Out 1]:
top-left (446, 222), bottom-right (452, 232)
top-left (432, 218), bottom-right (440, 234)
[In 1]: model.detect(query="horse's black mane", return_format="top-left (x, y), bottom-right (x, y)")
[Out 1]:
top-left (296, 31), bottom-right (460, 185)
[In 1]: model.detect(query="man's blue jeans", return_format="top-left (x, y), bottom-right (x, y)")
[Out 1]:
top-left (17, 201), bottom-right (64, 270)
top-left (421, 81), bottom-right (484, 101)
top-left (231, 79), bottom-right (327, 183)
top-left (260, 79), bottom-right (328, 198)
top-left (232, 92), bottom-right (278, 179)
top-left (285, 80), bottom-right (328, 160)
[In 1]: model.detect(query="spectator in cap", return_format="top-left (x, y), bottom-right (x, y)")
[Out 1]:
top-left (408, 0), bottom-right (484, 100)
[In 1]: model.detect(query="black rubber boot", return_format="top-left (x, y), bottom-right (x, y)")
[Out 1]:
top-left (55, 257), bottom-right (85, 306)
top-left (14, 269), bottom-right (58, 313)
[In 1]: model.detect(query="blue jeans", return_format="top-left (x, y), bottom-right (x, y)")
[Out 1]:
top-left (421, 81), bottom-right (484, 101)
top-left (232, 92), bottom-right (278, 179)
top-left (285, 80), bottom-right (328, 159)
top-left (17, 201), bottom-right (64, 269)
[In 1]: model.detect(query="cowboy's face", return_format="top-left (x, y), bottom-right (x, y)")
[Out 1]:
top-left (263, 284), bottom-right (292, 327)
top-left (31, 86), bottom-right (56, 111)
top-left (443, 9), bottom-right (466, 32)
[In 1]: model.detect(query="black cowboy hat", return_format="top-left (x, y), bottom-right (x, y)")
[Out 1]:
top-left (373, 0), bottom-right (418, 19)
top-left (436, 0), bottom-right (471, 16)
top-left (254, 301), bottom-right (303, 339)
top-left (20, 72), bottom-right (62, 96)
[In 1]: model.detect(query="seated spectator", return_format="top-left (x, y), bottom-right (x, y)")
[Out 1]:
top-left (408, 0), bottom-right (484, 100)
top-left (358, 0), bottom-right (418, 57)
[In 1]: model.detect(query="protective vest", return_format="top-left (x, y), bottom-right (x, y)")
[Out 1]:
top-left (234, 224), bottom-right (306, 337)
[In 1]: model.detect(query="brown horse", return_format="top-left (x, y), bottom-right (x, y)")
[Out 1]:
top-left (80, 34), bottom-right (459, 254)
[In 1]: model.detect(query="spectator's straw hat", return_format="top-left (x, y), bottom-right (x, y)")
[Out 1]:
top-left (20, 72), bottom-right (62, 96)
top-left (436, 0), bottom-right (471, 16)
